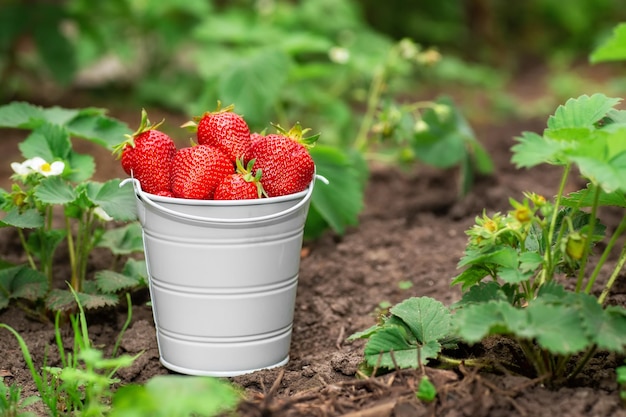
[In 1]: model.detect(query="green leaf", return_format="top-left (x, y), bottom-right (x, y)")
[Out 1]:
top-left (511, 131), bottom-right (568, 168)
top-left (66, 111), bottom-right (132, 149)
top-left (279, 32), bottom-right (334, 55)
top-left (97, 223), bottom-right (144, 255)
top-left (0, 265), bottom-right (48, 302)
top-left (498, 267), bottom-right (532, 284)
top-left (547, 94), bottom-right (622, 130)
top-left (34, 176), bottom-right (77, 205)
top-left (525, 300), bottom-right (589, 354)
top-left (308, 145), bottom-right (364, 236)
top-left (85, 180), bottom-right (137, 221)
top-left (0, 102), bottom-right (130, 150)
top-left (0, 208), bottom-right (44, 229)
top-left (363, 325), bottom-right (441, 369)
top-left (536, 281), bottom-right (569, 300)
top-left (347, 323), bottom-right (381, 341)
top-left (570, 152), bottom-right (626, 193)
top-left (121, 258), bottom-right (148, 286)
top-left (593, 306), bottom-right (626, 352)
top-left (66, 152), bottom-right (96, 183)
top-left (19, 122), bottom-right (72, 162)
top-left (390, 297), bottom-right (451, 343)
top-left (411, 100), bottom-right (467, 169)
top-left (453, 281), bottom-right (510, 309)
top-left (26, 229), bottom-right (65, 261)
top-left (590, 23), bottom-right (626, 63)
top-left (95, 270), bottom-right (142, 294)
top-left (458, 245), bottom-right (518, 269)
top-left (416, 376), bottom-right (437, 403)
top-left (562, 184), bottom-right (626, 208)
top-left (453, 301), bottom-right (520, 343)
top-left (46, 289), bottom-right (118, 311)
top-left (398, 280), bottom-right (413, 290)
top-left (217, 48), bottom-right (292, 127)
top-left (451, 264), bottom-right (491, 290)
top-left (519, 251), bottom-right (543, 272)
top-left (110, 375), bottom-right (240, 417)
top-left (0, 102), bottom-right (75, 129)
top-left (491, 246), bottom-right (520, 268)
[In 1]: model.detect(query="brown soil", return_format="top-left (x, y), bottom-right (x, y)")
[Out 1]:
top-left (1, 101), bottom-right (626, 416)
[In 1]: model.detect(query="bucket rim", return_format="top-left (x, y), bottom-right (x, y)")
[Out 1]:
top-left (142, 186), bottom-right (308, 207)
top-left (120, 176), bottom-right (316, 225)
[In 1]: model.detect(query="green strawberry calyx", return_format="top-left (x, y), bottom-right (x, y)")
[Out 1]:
top-left (112, 108), bottom-right (164, 158)
top-left (271, 122), bottom-right (319, 148)
top-left (236, 157), bottom-right (267, 198)
top-left (181, 101), bottom-right (237, 132)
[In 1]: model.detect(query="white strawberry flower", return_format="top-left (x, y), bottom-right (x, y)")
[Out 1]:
top-left (93, 206), bottom-right (113, 222)
top-left (29, 157), bottom-right (65, 177)
top-left (11, 160), bottom-right (35, 176)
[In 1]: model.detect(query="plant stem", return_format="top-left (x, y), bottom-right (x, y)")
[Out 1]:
top-left (437, 355), bottom-right (492, 370)
top-left (590, 215), bottom-right (626, 299)
top-left (553, 354), bottom-right (571, 380)
top-left (77, 212), bottom-right (94, 291)
top-left (577, 184), bottom-right (600, 293)
top-left (598, 243), bottom-right (626, 305)
top-left (518, 339), bottom-right (549, 379)
top-left (353, 48), bottom-right (396, 152)
top-left (16, 229), bottom-right (37, 271)
top-left (112, 293), bottom-right (133, 358)
top-left (66, 216), bottom-right (79, 292)
top-left (566, 345), bottom-right (597, 383)
top-left (540, 163), bottom-right (571, 287)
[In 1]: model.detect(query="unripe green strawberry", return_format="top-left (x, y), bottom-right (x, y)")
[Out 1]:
top-left (565, 232), bottom-right (586, 260)
top-left (246, 123), bottom-right (317, 197)
top-left (214, 158), bottom-right (265, 200)
top-left (171, 145), bottom-right (234, 199)
top-left (113, 109), bottom-right (176, 195)
top-left (182, 102), bottom-right (251, 163)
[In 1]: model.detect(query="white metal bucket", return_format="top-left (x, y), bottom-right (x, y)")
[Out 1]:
top-left (120, 177), bottom-right (314, 377)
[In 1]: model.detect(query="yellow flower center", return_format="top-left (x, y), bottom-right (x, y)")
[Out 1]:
top-left (515, 207), bottom-right (531, 223)
top-left (41, 163), bottom-right (51, 173)
top-left (484, 220), bottom-right (497, 232)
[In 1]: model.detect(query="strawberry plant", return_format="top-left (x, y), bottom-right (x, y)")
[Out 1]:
top-left (0, 102), bottom-right (146, 315)
top-left (351, 93), bottom-right (626, 387)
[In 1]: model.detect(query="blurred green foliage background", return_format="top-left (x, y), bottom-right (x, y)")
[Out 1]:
top-left (2, 0), bottom-right (626, 238)
top-left (2, 0), bottom-right (626, 128)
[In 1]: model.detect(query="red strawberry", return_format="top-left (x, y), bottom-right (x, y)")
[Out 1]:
top-left (182, 103), bottom-right (251, 163)
top-left (245, 123), bottom-right (317, 197)
top-left (214, 158), bottom-right (265, 200)
top-left (249, 132), bottom-right (266, 149)
top-left (114, 109), bottom-right (176, 195)
top-left (171, 145), bottom-right (234, 199)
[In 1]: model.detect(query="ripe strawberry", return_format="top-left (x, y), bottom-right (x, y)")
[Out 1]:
top-left (182, 103), bottom-right (251, 163)
top-left (113, 109), bottom-right (176, 195)
top-left (171, 145), bottom-right (234, 199)
top-left (214, 158), bottom-right (265, 200)
top-left (245, 123), bottom-right (317, 197)
top-left (249, 132), bottom-right (266, 149)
